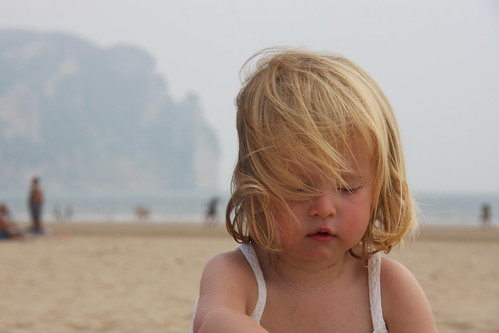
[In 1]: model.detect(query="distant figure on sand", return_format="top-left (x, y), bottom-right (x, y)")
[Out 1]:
top-left (28, 176), bottom-right (44, 234)
top-left (481, 203), bottom-right (491, 228)
top-left (53, 204), bottom-right (73, 222)
top-left (204, 197), bottom-right (219, 226)
top-left (0, 204), bottom-right (23, 239)
top-left (53, 205), bottom-right (62, 222)
top-left (64, 205), bottom-right (73, 222)
top-left (135, 205), bottom-right (150, 222)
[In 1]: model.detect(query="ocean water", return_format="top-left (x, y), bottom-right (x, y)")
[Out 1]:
top-left (414, 192), bottom-right (498, 226)
top-left (1, 190), bottom-right (497, 227)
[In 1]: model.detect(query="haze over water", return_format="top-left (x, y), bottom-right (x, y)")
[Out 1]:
top-left (0, 0), bottom-right (497, 195)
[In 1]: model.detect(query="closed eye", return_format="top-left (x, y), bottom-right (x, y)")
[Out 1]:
top-left (338, 186), bottom-right (359, 194)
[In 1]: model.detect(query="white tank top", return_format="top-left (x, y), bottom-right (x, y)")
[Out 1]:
top-left (238, 243), bottom-right (388, 333)
top-left (190, 244), bottom-right (388, 333)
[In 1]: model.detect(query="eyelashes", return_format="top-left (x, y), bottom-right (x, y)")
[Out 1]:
top-left (287, 184), bottom-right (361, 195)
top-left (337, 186), bottom-right (360, 195)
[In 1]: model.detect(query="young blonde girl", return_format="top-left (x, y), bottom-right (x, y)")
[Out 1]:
top-left (191, 48), bottom-right (437, 333)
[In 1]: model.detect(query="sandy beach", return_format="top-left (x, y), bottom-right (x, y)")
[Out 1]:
top-left (0, 223), bottom-right (498, 333)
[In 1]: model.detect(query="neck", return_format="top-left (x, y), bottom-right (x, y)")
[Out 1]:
top-left (256, 246), bottom-right (352, 291)
top-left (277, 255), bottom-right (344, 274)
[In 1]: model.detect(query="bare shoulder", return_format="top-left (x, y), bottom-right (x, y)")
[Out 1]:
top-left (192, 246), bottom-right (260, 331)
top-left (201, 247), bottom-right (250, 280)
top-left (199, 246), bottom-right (257, 302)
top-left (200, 244), bottom-right (256, 293)
top-left (380, 257), bottom-right (437, 332)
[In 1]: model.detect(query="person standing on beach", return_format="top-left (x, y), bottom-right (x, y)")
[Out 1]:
top-left (28, 176), bottom-right (44, 234)
top-left (204, 197), bottom-right (219, 226)
top-left (191, 49), bottom-right (437, 332)
top-left (481, 203), bottom-right (491, 228)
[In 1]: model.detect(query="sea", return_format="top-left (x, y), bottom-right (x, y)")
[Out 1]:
top-left (0, 190), bottom-right (498, 227)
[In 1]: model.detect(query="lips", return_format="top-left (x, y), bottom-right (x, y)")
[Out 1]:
top-left (307, 228), bottom-right (335, 242)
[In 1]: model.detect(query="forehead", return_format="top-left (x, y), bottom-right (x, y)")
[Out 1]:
top-left (286, 138), bottom-right (374, 183)
top-left (342, 140), bottom-right (373, 176)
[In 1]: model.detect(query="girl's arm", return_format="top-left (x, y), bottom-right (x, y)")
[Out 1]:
top-left (192, 250), bottom-right (270, 333)
top-left (381, 258), bottom-right (438, 332)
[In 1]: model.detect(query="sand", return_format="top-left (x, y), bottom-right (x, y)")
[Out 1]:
top-left (0, 223), bottom-right (498, 333)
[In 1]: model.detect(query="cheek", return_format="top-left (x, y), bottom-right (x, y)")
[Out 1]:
top-left (272, 203), bottom-right (302, 245)
top-left (344, 192), bottom-right (373, 232)
top-left (271, 206), bottom-right (289, 244)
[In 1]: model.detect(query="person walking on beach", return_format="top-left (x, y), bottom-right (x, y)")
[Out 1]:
top-left (28, 176), bottom-right (44, 234)
top-left (191, 48), bottom-right (437, 332)
top-left (204, 197), bottom-right (219, 226)
top-left (481, 203), bottom-right (491, 228)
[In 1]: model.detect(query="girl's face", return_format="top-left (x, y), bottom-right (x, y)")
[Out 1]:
top-left (273, 143), bottom-right (374, 264)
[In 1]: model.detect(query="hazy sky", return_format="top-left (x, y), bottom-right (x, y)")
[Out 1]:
top-left (1, 0), bottom-right (498, 193)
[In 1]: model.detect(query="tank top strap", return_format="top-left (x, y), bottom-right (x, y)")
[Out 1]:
top-left (368, 251), bottom-right (389, 333)
top-left (238, 243), bottom-right (267, 323)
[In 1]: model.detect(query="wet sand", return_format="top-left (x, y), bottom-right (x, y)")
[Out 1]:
top-left (0, 223), bottom-right (497, 333)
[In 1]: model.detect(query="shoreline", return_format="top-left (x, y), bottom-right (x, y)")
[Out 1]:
top-left (45, 222), bottom-right (231, 238)
top-left (40, 221), bottom-right (499, 241)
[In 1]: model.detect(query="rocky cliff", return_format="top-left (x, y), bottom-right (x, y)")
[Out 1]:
top-left (0, 29), bottom-right (220, 190)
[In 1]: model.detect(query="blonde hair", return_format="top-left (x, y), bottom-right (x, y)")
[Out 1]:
top-left (226, 48), bottom-right (416, 264)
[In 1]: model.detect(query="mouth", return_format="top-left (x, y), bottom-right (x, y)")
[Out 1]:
top-left (307, 228), bottom-right (335, 242)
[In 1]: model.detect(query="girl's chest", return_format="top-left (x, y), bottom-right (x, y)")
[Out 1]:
top-left (260, 281), bottom-right (373, 333)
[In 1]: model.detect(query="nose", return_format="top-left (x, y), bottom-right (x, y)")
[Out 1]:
top-left (309, 190), bottom-right (337, 218)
